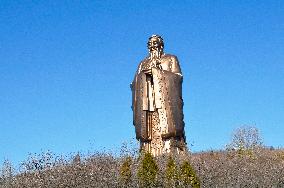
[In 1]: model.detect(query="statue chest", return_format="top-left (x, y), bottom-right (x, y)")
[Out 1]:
top-left (141, 58), bottom-right (172, 72)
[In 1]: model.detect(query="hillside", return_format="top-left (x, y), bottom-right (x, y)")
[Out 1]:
top-left (1, 148), bottom-right (284, 187)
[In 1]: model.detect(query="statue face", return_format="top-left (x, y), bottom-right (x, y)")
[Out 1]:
top-left (147, 37), bottom-right (164, 52)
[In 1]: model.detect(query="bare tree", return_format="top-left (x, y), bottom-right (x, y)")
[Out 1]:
top-left (226, 126), bottom-right (263, 151)
top-left (1, 160), bottom-right (14, 187)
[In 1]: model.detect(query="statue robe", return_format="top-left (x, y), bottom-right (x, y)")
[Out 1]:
top-left (131, 54), bottom-right (185, 144)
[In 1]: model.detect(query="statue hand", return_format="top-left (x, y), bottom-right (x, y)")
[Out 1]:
top-left (143, 69), bottom-right (152, 75)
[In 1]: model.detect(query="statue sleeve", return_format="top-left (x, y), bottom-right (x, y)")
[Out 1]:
top-left (171, 56), bottom-right (183, 76)
top-left (152, 67), bottom-right (185, 139)
top-left (131, 72), bottom-right (148, 141)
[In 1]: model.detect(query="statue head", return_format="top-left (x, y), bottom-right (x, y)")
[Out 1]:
top-left (147, 34), bottom-right (164, 53)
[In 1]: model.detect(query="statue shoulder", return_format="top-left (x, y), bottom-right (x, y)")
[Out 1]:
top-left (137, 56), bottom-right (150, 73)
top-left (163, 54), bottom-right (179, 62)
top-left (163, 54), bottom-right (182, 75)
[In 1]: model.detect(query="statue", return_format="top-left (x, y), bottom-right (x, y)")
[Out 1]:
top-left (131, 35), bottom-right (186, 156)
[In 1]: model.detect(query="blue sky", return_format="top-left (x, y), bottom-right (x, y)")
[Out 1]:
top-left (0, 0), bottom-right (283, 165)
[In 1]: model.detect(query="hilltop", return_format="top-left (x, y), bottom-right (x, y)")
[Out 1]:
top-left (1, 147), bottom-right (284, 187)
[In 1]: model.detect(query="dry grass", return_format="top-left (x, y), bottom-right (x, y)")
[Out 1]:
top-left (1, 148), bottom-right (284, 187)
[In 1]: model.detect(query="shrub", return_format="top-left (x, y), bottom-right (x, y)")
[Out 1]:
top-left (137, 152), bottom-right (158, 187)
top-left (180, 161), bottom-right (200, 188)
top-left (119, 156), bottom-right (132, 186)
top-left (165, 156), bottom-right (179, 187)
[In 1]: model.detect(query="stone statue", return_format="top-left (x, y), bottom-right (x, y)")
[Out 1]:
top-left (131, 35), bottom-right (186, 156)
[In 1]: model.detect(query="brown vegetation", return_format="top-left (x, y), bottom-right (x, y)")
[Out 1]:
top-left (1, 127), bottom-right (283, 187)
top-left (1, 147), bottom-right (284, 187)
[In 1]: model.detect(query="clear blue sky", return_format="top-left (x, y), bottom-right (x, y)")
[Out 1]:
top-left (1, 1), bottom-right (283, 165)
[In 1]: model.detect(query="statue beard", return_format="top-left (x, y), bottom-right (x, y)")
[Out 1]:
top-left (150, 48), bottom-right (163, 61)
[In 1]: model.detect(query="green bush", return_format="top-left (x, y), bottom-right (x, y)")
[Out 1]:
top-left (165, 156), bottom-right (179, 187)
top-left (119, 156), bottom-right (132, 186)
top-left (137, 152), bottom-right (158, 187)
top-left (180, 161), bottom-right (200, 188)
